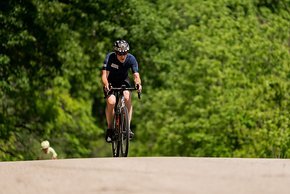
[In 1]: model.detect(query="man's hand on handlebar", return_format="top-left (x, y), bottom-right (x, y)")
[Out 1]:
top-left (135, 83), bottom-right (142, 93)
top-left (103, 84), bottom-right (111, 97)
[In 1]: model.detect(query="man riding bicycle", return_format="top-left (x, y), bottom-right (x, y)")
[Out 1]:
top-left (102, 40), bottom-right (142, 143)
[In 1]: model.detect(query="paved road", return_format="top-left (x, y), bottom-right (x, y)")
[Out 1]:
top-left (0, 157), bottom-right (289, 194)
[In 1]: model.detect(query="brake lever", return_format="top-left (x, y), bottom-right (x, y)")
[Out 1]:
top-left (135, 84), bottom-right (141, 99)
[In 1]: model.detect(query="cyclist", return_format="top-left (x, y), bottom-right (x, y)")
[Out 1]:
top-left (40, 140), bottom-right (58, 159)
top-left (102, 40), bottom-right (142, 143)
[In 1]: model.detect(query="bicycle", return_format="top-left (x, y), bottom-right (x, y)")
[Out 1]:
top-left (108, 85), bottom-right (141, 157)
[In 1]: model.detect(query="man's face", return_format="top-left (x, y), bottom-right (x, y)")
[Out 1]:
top-left (116, 52), bottom-right (128, 63)
top-left (42, 148), bottom-right (49, 154)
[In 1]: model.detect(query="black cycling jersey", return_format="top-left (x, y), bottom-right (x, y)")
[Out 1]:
top-left (102, 52), bottom-right (139, 87)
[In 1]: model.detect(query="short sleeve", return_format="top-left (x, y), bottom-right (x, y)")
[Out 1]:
top-left (131, 55), bottom-right (139, 73)
top-left (102, 53), bottom-right (110, 70)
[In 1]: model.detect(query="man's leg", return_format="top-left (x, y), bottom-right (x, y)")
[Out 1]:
top-left (124, 91), bottom-right (134, 138)
top-left (123, 91), bottom-right (132, 123)
top-left (105, 95), bottom-right (116, 142)
top-left (106, 95), bottom-right (116, 128)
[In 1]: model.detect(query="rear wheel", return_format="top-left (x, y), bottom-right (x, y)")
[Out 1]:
top-left (120, 107), bottom-right (129, 157)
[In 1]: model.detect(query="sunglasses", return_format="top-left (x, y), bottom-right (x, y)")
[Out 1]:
top-left (116, 51), bottom-right (128, 56)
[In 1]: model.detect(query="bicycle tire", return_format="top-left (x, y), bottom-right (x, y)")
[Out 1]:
top-left (120, 106), bottom-right (129, 157)
top-left (112, 140), bottom-right (119, 157)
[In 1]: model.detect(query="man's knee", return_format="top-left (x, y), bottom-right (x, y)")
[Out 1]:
top-left (107, 96), bottom-right (116, 106)
top-left (123, 91), bottom-right (131, 102)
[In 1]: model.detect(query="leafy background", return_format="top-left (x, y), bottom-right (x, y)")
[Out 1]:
top-left (0, 0), bottom-right (289, 160)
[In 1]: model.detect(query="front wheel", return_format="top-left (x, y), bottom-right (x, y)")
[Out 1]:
top-left (120, 106), bottom-right (129, 157)
top-left (112, 114), bottom-right (121, 157)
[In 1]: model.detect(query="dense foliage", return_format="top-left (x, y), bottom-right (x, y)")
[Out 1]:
top-left (0, 0), bottom-right (289, 160)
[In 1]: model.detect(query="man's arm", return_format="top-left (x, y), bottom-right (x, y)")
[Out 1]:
top-left (48, 147), bottom-right (57, 159)
top-left (133, 72), bottom-right (142, 92)
top-left (102, 70), bottom-right (110, 89)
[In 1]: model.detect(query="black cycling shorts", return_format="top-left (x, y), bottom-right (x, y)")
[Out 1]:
top-left (110, 79), bottom-right (131, 88)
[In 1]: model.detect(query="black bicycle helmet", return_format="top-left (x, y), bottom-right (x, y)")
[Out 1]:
top-left (114, 40), bottom-right (130, 54)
